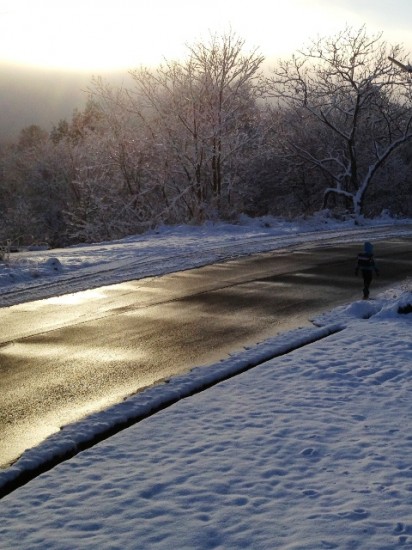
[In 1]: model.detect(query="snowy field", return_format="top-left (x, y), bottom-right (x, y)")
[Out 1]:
top-left (0, 214), bottom-right (412, 548)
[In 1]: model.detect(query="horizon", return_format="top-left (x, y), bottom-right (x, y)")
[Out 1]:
top-left (1, 0), bottom-right (412, 140)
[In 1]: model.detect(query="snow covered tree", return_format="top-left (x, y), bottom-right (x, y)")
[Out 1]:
top-left (266, 26), bottom-right (412, 219)
top-left (17, 124), bottom-right (48, 151)
top-left (0, 125), bottom-right (73, 246)
top-left (121, 31), bottom-right (264, 221)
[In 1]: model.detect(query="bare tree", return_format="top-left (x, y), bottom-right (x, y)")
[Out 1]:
top-left (124, 31), bottom-right (264, 220)
top-left (266, 26), bottom-right (412, 219)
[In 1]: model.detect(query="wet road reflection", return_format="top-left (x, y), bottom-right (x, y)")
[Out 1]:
top-left (1, 239), bottom-right (411, 467)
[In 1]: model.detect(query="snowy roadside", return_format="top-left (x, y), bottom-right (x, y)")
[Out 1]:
top-left (1, 214), bottom-right (412, 307)
top-left (0, 321), bottom-right (345, 496)
top-left (0, 213), bottom-right (411, 492)
top-left (0, 284), bottom-right (411, 548)
top-left (0, 272), bottom-right (410, 494)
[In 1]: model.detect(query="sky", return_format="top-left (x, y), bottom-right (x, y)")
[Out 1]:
top-left (1, 0), bottom-right (412, 72)
top-left (0, 216), bottom-right (411, 547)
top-left (1, 0), bottom-right (412, 141)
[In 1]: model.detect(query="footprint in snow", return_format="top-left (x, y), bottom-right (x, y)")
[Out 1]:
top-left (302, 489), bottom-right (319, 498)
top-left (338, 508), bottom-right (369, 521)
top-left (300, 447), bottom-right (318, 457)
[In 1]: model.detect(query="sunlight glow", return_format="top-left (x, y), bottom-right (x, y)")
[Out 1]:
top-left (1, 0), bottom-right (411, 72)
top-left (0, 0), bottom-right (353, 71)
top-left (46, 290), bottom-right (106, 305)
top-left (0, 0), bottom-right (193, 70)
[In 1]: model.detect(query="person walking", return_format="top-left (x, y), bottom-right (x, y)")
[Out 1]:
top-left (355, 241), bottom-right (379, 299)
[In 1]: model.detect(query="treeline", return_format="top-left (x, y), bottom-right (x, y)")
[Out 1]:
top-left (1, 27), bottom-right (412, 247)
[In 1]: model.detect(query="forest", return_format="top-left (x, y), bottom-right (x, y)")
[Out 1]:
top-left (1, 26), bottom-right (412, 248)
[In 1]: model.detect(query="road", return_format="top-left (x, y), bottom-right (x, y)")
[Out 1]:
top-left (1, 238), bottom-right (411, 468)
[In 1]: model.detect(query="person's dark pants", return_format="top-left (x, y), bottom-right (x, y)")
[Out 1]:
top-left (362, 270), bottom-right (373, 298)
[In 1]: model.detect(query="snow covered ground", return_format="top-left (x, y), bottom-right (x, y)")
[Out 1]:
top-left (0, 214), bottom-right (412, 548)
top-left (1, 212), bottom-right (412, 307)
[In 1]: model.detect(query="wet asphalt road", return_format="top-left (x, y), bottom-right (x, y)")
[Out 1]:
top-left (1, 237), bottom-right (411, 468)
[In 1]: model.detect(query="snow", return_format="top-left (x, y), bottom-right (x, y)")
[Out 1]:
top-left (0, 213), bottom-right (412, 549)
top-left (1, 211), bottom-right (411, 307)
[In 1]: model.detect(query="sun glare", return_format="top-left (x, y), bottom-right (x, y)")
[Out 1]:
top-left (0, 0), bottom-right (193, 71)
top-left (0, 0), bottom-right (337, 71)
top-left (1, 0), bottom-right (410, 73)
